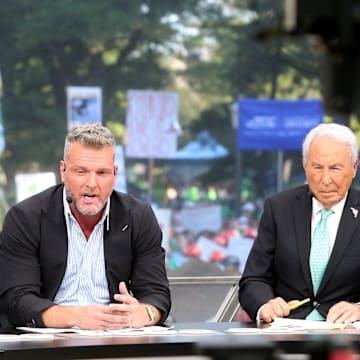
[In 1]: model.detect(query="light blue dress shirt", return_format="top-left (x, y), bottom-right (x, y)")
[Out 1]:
top-left (54, 190), bottom-right (111, 306)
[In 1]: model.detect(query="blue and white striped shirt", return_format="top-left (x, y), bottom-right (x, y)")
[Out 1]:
top-left (53, 190), bottom-right (111, 306)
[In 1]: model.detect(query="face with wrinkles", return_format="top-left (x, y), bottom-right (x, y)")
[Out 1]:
top-left (303, 136), bottom-right (358, 209)
top-left (60, 142), bottom-right (118, 218)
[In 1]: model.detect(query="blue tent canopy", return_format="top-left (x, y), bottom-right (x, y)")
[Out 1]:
top-left (175, 131), bottom-right (229, 160)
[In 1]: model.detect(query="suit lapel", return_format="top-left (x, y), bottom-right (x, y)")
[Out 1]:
top-left (319, 188), bottom-right (360, 293)
top-left (40, 187), bottom-right (69, 298)
top-left (294, 187), bottom-right (313, 293)
top-left (103, 194), bottom-right (131, 297)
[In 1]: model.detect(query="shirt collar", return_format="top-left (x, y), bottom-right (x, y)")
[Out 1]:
top-left (312, 192), bottom-right (347, 216)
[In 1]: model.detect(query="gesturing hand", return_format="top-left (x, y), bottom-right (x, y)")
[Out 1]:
top-left (110, 281), bottom-right (150, 328)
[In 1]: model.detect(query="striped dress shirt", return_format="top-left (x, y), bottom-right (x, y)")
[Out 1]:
top-left (54, 191), bottom-right (111, 306)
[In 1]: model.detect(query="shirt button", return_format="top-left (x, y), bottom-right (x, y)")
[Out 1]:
top-left (26, 318), bottom-right (36, 327)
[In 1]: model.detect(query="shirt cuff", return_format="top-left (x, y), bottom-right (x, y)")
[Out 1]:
top-left (256, 304), bottom-right (266, 327)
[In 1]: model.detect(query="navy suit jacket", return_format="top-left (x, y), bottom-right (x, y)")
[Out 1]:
top-left (239, 185), bottom-right (360, 321)
top-left (0, 184), bottom-right (171, 327)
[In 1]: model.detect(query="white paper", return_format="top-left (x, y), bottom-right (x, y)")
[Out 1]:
top-left (17, 327), bottom-right (79, 334)
top-left (17, 325), bottom-right (176, 337)
top-left (227, 318), bottom-right (348, 335)
top-left (270, 317), bottom-right (347, 331)
top-left (348, 321), bottom-right (360, 330)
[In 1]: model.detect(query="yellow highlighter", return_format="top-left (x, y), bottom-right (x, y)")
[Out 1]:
top-left (289, 298), bottom-right (310, 311)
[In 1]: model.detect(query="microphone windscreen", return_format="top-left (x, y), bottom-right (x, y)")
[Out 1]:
top-left (66, 195), bottom-right (73, 204)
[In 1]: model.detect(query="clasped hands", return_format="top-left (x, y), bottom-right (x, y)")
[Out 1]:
top-left (42, 281), bottom-right (156, 330)
top-left (81, 281), bottom-right (153, 330)
top-left (259, 297), bottom-right (360, 324)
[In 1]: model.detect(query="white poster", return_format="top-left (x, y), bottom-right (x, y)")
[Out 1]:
top-left (114, 145), bottom-right (127, 193)
top-left (67, 86), bottom-right (102, 130)
top-left (179, 205), bottom-right (222, 236)
top-left (153, 208), bottom-right (172, 251)
top-left (15, 172), bottom-right (56, 203)
top-left (125, 90), bottom-right (180, 158)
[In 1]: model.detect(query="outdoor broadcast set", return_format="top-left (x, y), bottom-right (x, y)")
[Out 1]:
top-left (1, 2), bottom-right (360, 359)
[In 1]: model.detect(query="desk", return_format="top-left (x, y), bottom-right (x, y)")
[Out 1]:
top-left (0, 322), bottom-right (359, 360)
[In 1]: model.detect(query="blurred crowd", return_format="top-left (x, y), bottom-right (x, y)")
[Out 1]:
top-left (165, 198), bottom-right (262, 278)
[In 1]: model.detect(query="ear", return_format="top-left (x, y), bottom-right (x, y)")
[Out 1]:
top-left (353, 160), bottom-right (358, 178)
top-left (302, 160), bottom-right (307, 172)
top-left (60, 160), bottom-right (66, 181)
top-left (114, 165), bottom-right (118, 176)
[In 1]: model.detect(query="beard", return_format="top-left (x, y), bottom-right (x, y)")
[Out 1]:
top-left (74, 198), bottom-right (107, 216)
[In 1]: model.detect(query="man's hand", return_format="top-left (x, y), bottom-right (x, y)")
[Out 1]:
top-left (327, 301), bottom-right (360, 324)
top-left (259, 297), bottom-right (299, 323)
top-left (110, 281), bottom-right (151, 328)
top-left (42, 303), bottom-right (130, 330)
top-left (42, 282), bottom-right (160, 330)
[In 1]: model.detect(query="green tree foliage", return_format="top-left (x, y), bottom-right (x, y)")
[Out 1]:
top-left (174, 0), bottom-right (325, 196)
top-left (0, 0), bottom-right (344, 205)
top-left (0, 0), bottom-right (205, 199)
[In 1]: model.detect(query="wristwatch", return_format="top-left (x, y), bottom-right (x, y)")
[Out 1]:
top-left (144, 304), bottom-right (156, 324)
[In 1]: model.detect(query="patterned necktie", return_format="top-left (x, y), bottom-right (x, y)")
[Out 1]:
top-left (306, 208), bottom-right (333, 320)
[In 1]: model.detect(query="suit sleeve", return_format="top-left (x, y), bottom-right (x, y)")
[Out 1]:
top-left (128, 203), bottom-right (171, 322)
top-left (238, 197), bottom-right (277, 320)
top-left (0, 205), bottom-right (55, 327)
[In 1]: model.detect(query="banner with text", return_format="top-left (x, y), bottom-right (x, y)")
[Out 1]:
top-left (237, 99), bottom-right (323, 150)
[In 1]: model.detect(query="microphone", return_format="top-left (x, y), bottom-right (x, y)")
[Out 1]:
top-left (66, 195), bottom-right (73, 204)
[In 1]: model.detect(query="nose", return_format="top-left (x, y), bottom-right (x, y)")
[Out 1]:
top-left (321, 169), bottom-right (332, 185)
top-left (86, 172), bottom-right (98, 188)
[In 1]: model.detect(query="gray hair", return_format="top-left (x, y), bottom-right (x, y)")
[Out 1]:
top-left (302, 123), bottom-right (359, 165)
top-left (64, 123), bottom-right (116, 160)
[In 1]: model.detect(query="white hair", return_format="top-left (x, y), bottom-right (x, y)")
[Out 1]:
top-left (302, 123), bottom-right (358, 165)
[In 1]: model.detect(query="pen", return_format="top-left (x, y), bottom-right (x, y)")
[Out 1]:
top-left (289, 298), bottom-right (310, 311)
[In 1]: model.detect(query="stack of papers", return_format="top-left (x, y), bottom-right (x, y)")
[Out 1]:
top-left (17, 325), bottom-right (177, 337)
top-left (227, 318), bottom-right (347, 334)
top-left (270, 317), bottom-right (347, 331)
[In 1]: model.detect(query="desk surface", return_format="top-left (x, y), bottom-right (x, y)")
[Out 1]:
top-left (0, 322), bottom-right (359, 360)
